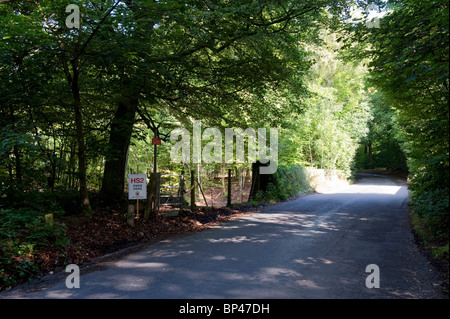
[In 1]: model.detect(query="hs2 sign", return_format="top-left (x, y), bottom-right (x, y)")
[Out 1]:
top-left (128, 174), bottom-right (147, 200)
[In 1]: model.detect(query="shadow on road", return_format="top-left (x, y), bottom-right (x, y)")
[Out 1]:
top-left (2, 174), bottom-right (446, 299)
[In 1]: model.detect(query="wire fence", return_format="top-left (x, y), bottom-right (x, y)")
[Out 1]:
top-left (184, 164), bottom-right (253, 208)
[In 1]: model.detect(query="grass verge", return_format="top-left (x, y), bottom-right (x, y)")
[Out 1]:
top-left (410, 208), bottom-right (449, 295)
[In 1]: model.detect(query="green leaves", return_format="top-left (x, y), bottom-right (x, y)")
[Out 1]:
top-left (277, 28), bottom-right (372, 176)
top-left (0, 207), bottom-right (69, 290)
top-left (345, 0), bottom-right (449, 246)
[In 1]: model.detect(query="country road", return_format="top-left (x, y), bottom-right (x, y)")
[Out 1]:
top-left (1, 173), bottom-right (447, 299)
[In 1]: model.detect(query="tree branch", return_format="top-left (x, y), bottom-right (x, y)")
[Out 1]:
top-left (72, 0), bottom-right (121, 63)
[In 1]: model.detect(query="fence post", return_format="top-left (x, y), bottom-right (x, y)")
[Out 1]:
top-left (179, 169), bottom-right (185, 214)
top-left (146, 172), bottom-right (160, 219)
top-left (127, 203), bottom-right (135, 227)
top-left (190, 170), bottom-right (196, 212)
top-left (227, 168), bottom-right (232, 207)
top-left (144, 177), bottom-right (151, 220)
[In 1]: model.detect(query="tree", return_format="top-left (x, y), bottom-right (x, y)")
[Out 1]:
top-left (1, 0), bottom-right (122, 211)
top-left (345, 0), bottom-right (449, 240)
top-left (96, 0), bottom-right (347, 202)
top-left (2, 0), bottom-right (355, 206)
top-left (278, 28), bottom-right (372, 176)
top-left (354, 91), bottom-right (408, 173)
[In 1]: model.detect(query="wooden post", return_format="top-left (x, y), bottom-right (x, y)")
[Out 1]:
top-left (151, 173), bottom-right (156, 218)
top-left (227, 168), bottom-right (232, 207)
top-left (249, 162), bottom-right (259, 202)
top-left (239, 167), bottom-right (244, 203)
top-left (127, 204), bottom-right (135, 227)
top-left (144, 168), bottom-right (150, 220)
top-left (179, 168), bottom-right (185, 214)
top-left (147, 172), bottom-right (159, 219)
top-left (44, 213), bottom-right (53, 225)
top-left (136, 199), bottom-right (139, 220)
top-left (136, 164), bottom-right (140, 220)
top-left (153, 128), bottom-right (158, 175)
top-left (156, 173), bottom-right (160, 212)
top-left (190, 170), bottom-right (195, 212)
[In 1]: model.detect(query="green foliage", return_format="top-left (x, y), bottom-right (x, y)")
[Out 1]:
top-left (432, 244), bottom-right (449, 260)
top-left (255, 165), bottom-right (313, 203)
top-left (345, 0), bottom-right (449, 254)
top-left (2, 0), bottom-right (447, 287)
top-left (0, 186), bottom-right (80, 216)
top-left (0, 208), bottom-right (69, 291)
top-left (0, 240), bottom-right (38, 290)
top-left (411, 189), bottom-right (449, 232)
top-left (353, 91), bottom-right (408, 173)
top-left (278, 29), bottom-right (372, 176)
top-left (410, 190), bottom-right (449, 260)
top-left (0, 0), bottom-right (341, 202)
top-left (409, 159), bottom-right (449, 243)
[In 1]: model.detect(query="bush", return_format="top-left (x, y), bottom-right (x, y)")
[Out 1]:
top-left (0, 208), bottom-right (69, 291)
top-left (410, 189), bottom-right (449, 243)
top-left (408, 154), bottom-right (449, 253)
top-left (257, 165), bottom-right (313, 202)
top-left (0, 188), bottom-right (80, 217)
top-left (0, 188), bottom-right (77, 290)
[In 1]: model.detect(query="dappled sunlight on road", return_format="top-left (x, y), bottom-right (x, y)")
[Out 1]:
top-left (208, 236), bottom-right (270, 243)
top-left (293, 257), bottom-right (334, 265)
top-left (2, 174), bottom-right (443, 299)
top-left (115, 261), bottom-right (171, 269)
top-left (111, 275), bottom-right (153, 292)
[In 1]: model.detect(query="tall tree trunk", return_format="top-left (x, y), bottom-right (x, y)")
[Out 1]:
top-left (71, 60), bottom-right (92, 212)
top-left (13, 145), bottom-right (22, 186)
top-left (368, 141), bottom-right (374, 169)
top-left (100, 93), bottom-right (138, 203)
top-left (9, 106), bottom-right (22, 187)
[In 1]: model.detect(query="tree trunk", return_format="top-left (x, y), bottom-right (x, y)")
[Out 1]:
top-left (9, 106), bottom-right (22, 187)
top-left (100, 93), bottom-right (138, 203)
top-left (368, 141), bottom-right (374, 169)
top-left (12, 145), bottom-right (22, 186)
top-left (71, 60), bottom-right (92, 212)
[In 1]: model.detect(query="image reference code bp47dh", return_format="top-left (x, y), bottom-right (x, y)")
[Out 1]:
top-left (179, 303), bottom-right (270, 316)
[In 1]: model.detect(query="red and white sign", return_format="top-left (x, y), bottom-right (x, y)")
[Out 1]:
top-left (128, 174), bottom-right (147, 200)
top-left (152, 138), bottom-right (162, 145)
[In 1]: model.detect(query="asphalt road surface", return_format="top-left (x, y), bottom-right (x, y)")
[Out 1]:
top-left (1, 173), bottom-right (446, 299)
